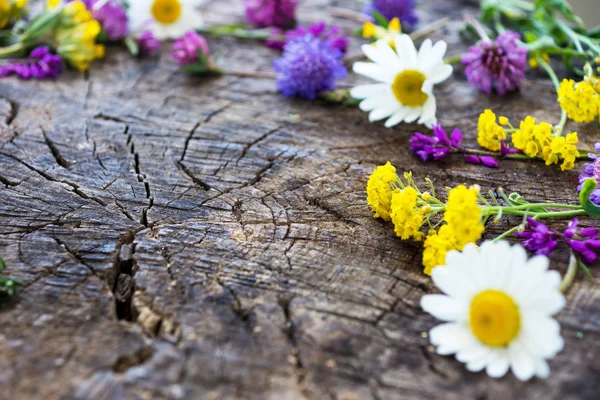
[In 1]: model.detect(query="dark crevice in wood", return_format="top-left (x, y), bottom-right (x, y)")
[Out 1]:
top-left (0, 174), bottom-right (18, 187)
top-left (41, 128), bottom-right (70, 168)
top-left (177, 161), bottom-right (212, 191)
top-left (278, 295), bottom-right (308, 394)
top-left (419, 344), bottom-right (450, 380)
top-left (5, 98), bottom-right (18, 126)
top-left (112, 233), bottom-right (138, 321)
top-left (112, 344), bottom-right (153, 373)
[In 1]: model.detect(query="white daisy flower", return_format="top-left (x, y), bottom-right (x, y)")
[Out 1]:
top-left (128, 0), bottom-right (204, 40)
top-left (350, 34), bottom-right (453, 128)
top-left (421, 241), bottom-right (565, 381)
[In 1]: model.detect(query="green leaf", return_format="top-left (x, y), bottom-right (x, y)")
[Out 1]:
top-left (579, 178), bottom-right (600, 216)
top-left (371, 10), bottom-right (389, 28)
top-left (180, 64), bottom-right (210, 74)
top-left (577, 260), bottom-right (594, 280)
top-left (124, 36), bottom-right (139, 57)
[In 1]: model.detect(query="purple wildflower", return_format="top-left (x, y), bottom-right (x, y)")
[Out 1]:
top-left (243, 0), bottom-right (299, 29)
top-left (364, 0), bottom-right (418, 29)
top-left (273, 35), bottom-right (347, 100)
top-left (578, 143), bottom-right (600, 206)
top-left (69, 0), bottom-right (128, 40)
top-left (0, 47), bottom-right (63, 80)
top-left (500, 140), bottom-right (522, 157)
top-left (136, 31), bottom-right (161, 56)
top-left (515, 217), bottom-right (560, 256)
top-left (564, 219), bottom-right (600, 265)
top-left (410, 124), bottom-right (462, 161)
top-left (172, 31), bottom-right (212, 67)
top-left (266, 22), bottom-right (349, 55)
top-left (462, 30), bottom-right (528, 95)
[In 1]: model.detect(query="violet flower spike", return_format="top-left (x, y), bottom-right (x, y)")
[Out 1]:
top-left (266, 22), bottom-right (349, 55)
top-left (410, 124), bottom-right (462, 162)
top-left (515, 217), bottom-right (560, 256)
top-left (578, 142), bottom-right (600, 206)
top-left (563, 218), bottom-right (600, 265)
top-left (363, 0), bottom-right (418, 29)
top-left (0, 46), bottom-right (63, 80)
top-left (243, 0), bottom-right (299, 29)
top-left (462, 30), bottom-right (528, 95)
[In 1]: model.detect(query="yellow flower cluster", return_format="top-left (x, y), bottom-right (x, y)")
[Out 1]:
top-left (477, 109), bottom-right (507, 151)
top-left (390, 186), bottom-right (424, 240)
top-left (423, 185), bottom-right (484, 275)
top-left (511, 116), bottom-right (579, 170)
top-left (0, 0), bottom-right (27, 29)
top-left (363, 18), bottom-right (401, 48)
top-left (47, 0), bottom-right (104, 71)
top-left (557, 78), bottom-right (600, 123)
top-left (366, 162), bottom-right (397, 220)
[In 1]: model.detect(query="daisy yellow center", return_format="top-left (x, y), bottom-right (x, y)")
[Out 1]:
top-left (152, 0), bottom-right (182, 24)
top-left (392, 70), bottom-right (428, 107)
top-left (469, 290), bottom-right (521, 347)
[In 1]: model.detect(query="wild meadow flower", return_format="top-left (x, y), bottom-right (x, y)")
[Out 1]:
top-left (410, 124), bottom-right (463, 161)
top-left (350, 34), bottom-right (452, 128)
top-left (477, 109), bottom-right (507, 152)
top-left (136, 30), bottom-right (161, 55)
top-left (557, 77), bottom-right (600, 123)
top-left (82, 0), bottom-right (128, 41)
top-left (273, 35), bottom-right (347, 100)
top-left (390, 186), bottom-right (424, 240)
top-left (0, 46), bottom-right (63, 80)
top-left (172, 31), bottom-right (212, 67)
top-left (266, 22), bottom-right (348, 54)
top-left (128, 0), bottom-right (203, 40)
top-left (0, 0), bottom-right (27, 29)
top-left (362, 17), bottom-right (402, 48)
top-left (462, 31), bottom-right (528, 95)
top-left (564, 219), bottom-right (600, 265)
top-left (515, 217), bottom-right (560, 256)
top-left (366, 162), bottom-right (398, 220)
top-left (363, 0), bottom-right (418, 29)
top-left (422, 241), bottom-right (565, 381)
top-left (578, 143), bottom-right (600, 206)
top-left (242, 0), bottom-right (298, 29)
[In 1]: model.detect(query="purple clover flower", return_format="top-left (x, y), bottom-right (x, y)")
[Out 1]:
top-left (136, 31), bottom-right (161, 56)
top-left (564, 219), bottom-right (600, 265)
top-left (69, 0), bottom-right (128, 40)
top-left (515, 217), bottom-right (560, 256)
top-left (462, 30), bottom-right (528, 95)
top-left (266, 22), bottom-right (349, 55)
top-left (578, 143), bottom-right (600, 206)
top-left (0, 47), bottom-right (63, 80)
top-left (273, 35), bottom-right (347, 100)
top-left (243, 0), bottom-right (299, 29)
top-left (172, 31), bottom-right (212, 67)
top-left (364, 0), bottom-right (418, 29)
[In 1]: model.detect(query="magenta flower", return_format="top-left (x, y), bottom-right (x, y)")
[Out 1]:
top-left (243, 0), bottom-right (299, 29)
top-left (137, 30), bottom-right (161, 56)
top-left (564, 219), bottom-right (600, 265)
top-left (69, 0), bottom-right (128, 40)
top-left (578, 143), bottom-right (600, 206)
top-left (274, 35), bottom-right (347, 100)
top-left (515, 217), bottom-right (560, 256)
top-left (172, 31), bottom-right (212, 67)
top-left (0, 47), bottom-right (63, 80)
top-left (364, 0), bottom-right (418, 28)
top-left (462, 30), bottom-right (528, 95)
top-left (266, 22), bottom-right (349, 54)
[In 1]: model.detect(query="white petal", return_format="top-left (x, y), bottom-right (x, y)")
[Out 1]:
top-left (429, 322), bottom-right (475, 354)
top-left (486, 352), bottom-right (510, 378)
top-left (350, 83), bottom-right (389, 99)
top-left (509, 342), bottom-right (536, 381)
top-left (417, 39), bottom-right (433, 67)
top-left (467, 350), bottom-right (497, 372)
top-left (369, 102), bottom-right (400, 122)
top-left (353, 62), bottom-right (394, 83)
top-left (404, 107), bottom-right (422, 123)
top-left (456, 341), bottom-right (491, 363)
top-left (427, 64), bottom-right (454, 84)
top-left (358, 90), bottom-right (395, 112)
top-left (431, 263), bottom-right (478, 301)
top-left (421, 40), bottom-right (448, 72)
top-left (534, 359), bottom-right (550, 379)
top-left (418, 96), bottom-right (437, 125)
top-left (421, 294), bottom-right (469, 321)
top-left (374, 40), bottom-right (404, 71)
top-left (394, 34), bottom-right (417, 68)
top-left (384, 107), bottom-right (408, 128)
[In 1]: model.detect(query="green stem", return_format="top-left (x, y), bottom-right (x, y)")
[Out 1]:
top-left (536, 55), bottom-right (560, 90)
top-left (443, 54), bottom-right (462, 65)
top-left (0, 42), bottom-right (25, 58)
top-left (493, 224), bottom-right (522, 242)
top-left (559, 253), bottom-right (578, 293)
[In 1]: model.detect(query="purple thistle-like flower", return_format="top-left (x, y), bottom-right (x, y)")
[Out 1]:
top-left (462, 30), bottom-right (528, 95)
top-left (69, 0), bottom-right (128, 40)
top-left (363, 0), bottom-right (418, 29)
top-left (515, 217), bottom-right (560, 256)
top-left (172, 31), bottom-right (212, 67)
top-left (564, 218), bottom-right (600, 265)
top-left (243, 0), bottom-right (299, 29)
top-left (273, 35), bottom-right (347, 100)
top-left (0, 46), bottom-right (63, 80)
top-left (410, 124), bottom-right (462, 161)
top-left (578, 143), bottom-right (600, 206)
top-left (266, 22), bottom-right (349, 55)
top-left (136, 31), bottom-right (161, 56)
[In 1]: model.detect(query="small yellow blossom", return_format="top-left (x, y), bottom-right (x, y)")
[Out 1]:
top-left (366, 162), bottom-right (398, 220)
top-left (390, 187), bottom-right (424, 240)
top-left (544, 132), bottom-right (580, 171)
top-left (443, 185), bottom-right (484, 247)
top-left (477, 109), bottom-right (507, 152)
top-left (0, 0), bottom-right (27, 28)
top-left (498, 116), bottom-right (509, 126)
top-left (511, 116), bottom-right (553, 158)
top-left (557, 78), bottom-right (600, 123)
top-left (423, 225), bottom-right (456, 276)
top-left (363, 18), bottom-right (402, 48)
top-left (421, 192), bottom-right (431, 202)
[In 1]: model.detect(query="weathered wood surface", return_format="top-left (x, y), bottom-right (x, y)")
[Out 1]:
top-left (0, 1), bottom-right (599, 399)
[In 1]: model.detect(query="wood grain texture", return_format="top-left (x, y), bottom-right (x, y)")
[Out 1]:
top-left (1, 1), bottom-right (599, 399)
